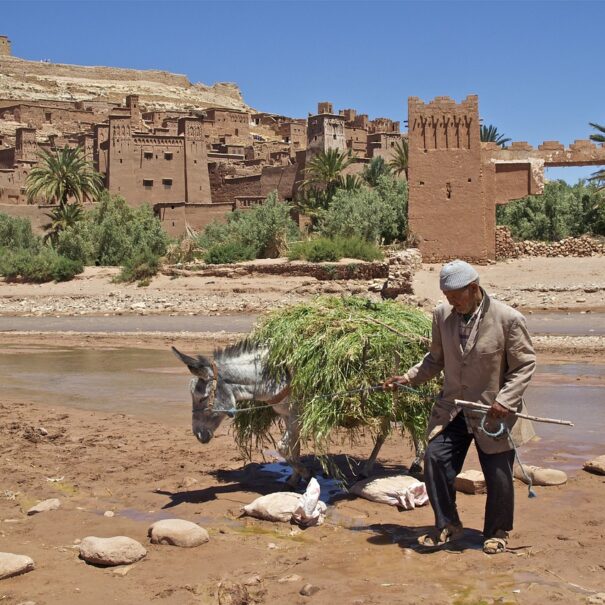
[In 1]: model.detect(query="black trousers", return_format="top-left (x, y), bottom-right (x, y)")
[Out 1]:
top-left (423, 412), bottom-right (515, 539)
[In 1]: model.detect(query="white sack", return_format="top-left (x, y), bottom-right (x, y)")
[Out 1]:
top-left (242, 479), bottom-right (327, 525)
top-left (292, 477), bottom-right (327, 527)
top-left (350, 475), bottom-right (428, 509)
top-left (241, 492), bottom-right (301, 523)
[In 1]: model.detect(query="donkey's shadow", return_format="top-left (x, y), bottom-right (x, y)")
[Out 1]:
top-left (157, 454), bottom-right (416, 509)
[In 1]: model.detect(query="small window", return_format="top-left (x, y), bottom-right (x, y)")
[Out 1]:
top-left (164, 152), bottom-right (173, 160)
top-left (143, 179), bottom-right (153, 189)
top-left (162, 178), bottom-right (173, 189)
top-left (45, 112), bottom-right (52, 123)
top-left (235, 128), bottom-right (239, 136)
top-left (144, 152), bottom-right (153, 160)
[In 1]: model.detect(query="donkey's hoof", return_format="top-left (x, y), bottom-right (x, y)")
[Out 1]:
top-left (409, 461), bottom-right (423, 475)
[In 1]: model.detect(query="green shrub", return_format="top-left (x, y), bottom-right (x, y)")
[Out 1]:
top-left (197, 192), bottom-right (299, 259)
top-left (319, 176), bottom-right (408, 244)
top-left (115, 248), bottom-right (161, 283)
top-left (203, 241), bottom-right (256, 264)
top-left (497, 180), bottom-right (605, 241)
top-left (288, 236), bottom-right (382, 262)
top-left (0, 247), bottom-right (83, 282)
top-left (0, 213), bottom-right (41, 252)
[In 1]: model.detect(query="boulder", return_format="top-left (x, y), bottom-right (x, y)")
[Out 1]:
top-left (27, 498), bottom-right (61, 515)
top-left (584, 455), bottom-right (605, 476)
top-left (455, 470), bottom-right (486, 494)
top-left (0, 552), bottom-right (35, 580)
top-left (148, 519), bottom-right (209, 548)
top-left (514, 465), bottom-right (567, 486)
top-left (79, 536), bottom-right (146, 566)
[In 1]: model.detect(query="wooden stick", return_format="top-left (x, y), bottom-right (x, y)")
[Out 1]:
top-left (454, 399), bottom-right (574, 427)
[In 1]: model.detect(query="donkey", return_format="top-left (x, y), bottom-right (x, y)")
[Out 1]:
top-left (172, 342), bottom-right (423, 487)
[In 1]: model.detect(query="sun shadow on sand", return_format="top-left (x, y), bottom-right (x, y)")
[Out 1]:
top-left (362, 523), bottom-right (484, 553)
top-left (157, 455), bottom-right (417, 509)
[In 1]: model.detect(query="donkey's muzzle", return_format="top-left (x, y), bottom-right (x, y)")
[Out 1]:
top-left (195, 428), bottom-right (213, 444)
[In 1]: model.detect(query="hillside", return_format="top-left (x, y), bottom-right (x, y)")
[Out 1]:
top-left (0, 54), bottom-right (250, 112)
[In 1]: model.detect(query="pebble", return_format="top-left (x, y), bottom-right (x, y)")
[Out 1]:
top-left (243, 574), bottom-right (262, 586)
top-left (148, 519), bottom-right (209, 548)
top-left (103, 511), bottom-right (115, 518)
top-left (278, 573), bottom-right (303, 583)
top-left (0, 552), bottom-right (35, 580)
top-left (27, 498), bottom-right (61, 516)
top-left (79, 536), bottom-right (147, 566)
top-left (300, 583), bottom-right (320, 596)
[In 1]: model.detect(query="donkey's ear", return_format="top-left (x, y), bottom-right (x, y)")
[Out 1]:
top-left (172, 347), bottom-right (213, 379)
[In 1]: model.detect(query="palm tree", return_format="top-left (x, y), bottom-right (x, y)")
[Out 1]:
top-left (301, 148), bottom-right (354, 208)
top-left (588, 122), bottom-right (605, 188)
top-left (389, 138), bottom-right (408, 179)
top-left (43, 201), bottom-right (84, 246)
top-left (362, 156), bottom-right (392, 187)
top-left (25, 145), bottom-right (104, 207)
top-left (480, 124), bottom-right (511, 148)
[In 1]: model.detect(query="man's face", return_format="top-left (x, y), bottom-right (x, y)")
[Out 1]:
top-left (443, 283), bottom-right (478, 315)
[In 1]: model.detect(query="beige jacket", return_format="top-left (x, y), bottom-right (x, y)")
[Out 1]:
top-left (407, 294), bottom-right (536, 454)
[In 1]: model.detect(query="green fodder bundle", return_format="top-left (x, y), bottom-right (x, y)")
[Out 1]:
top-left (236, 296), bottom-right (440, 465)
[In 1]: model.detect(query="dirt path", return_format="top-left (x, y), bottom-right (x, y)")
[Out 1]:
top-left (1, 397), bottom-right (604, 605)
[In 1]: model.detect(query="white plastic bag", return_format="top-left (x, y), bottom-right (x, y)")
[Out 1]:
top-left (350, 475), bottom-right (428, 509)
top-left (292, 477), bottom-right (327, 527)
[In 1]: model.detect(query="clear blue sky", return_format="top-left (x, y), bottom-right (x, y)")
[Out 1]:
top-left (3, 0), bottom-right (604, 183)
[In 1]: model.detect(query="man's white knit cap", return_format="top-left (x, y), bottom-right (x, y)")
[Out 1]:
top-left (439, 259), bottom-right (479, 292)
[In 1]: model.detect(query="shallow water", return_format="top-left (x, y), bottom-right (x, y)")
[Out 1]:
top-left (0, 343), bottom-right (602, 465)
top-left (0, 311), bottom-right (603, 336)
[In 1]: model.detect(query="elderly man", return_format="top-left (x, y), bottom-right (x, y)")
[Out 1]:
top-left (385, 260), bottom-right (536, 554)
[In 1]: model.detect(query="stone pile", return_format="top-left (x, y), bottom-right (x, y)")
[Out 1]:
top-left (380, 248), bottom-right (422, 299)
top-left (496, 226), bottom-right (605, 259)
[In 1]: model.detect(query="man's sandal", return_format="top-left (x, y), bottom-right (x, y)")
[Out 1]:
top-left (483, 533), bottom-right (508, 554)
top-left (418, 525), bottom-right (463, 547)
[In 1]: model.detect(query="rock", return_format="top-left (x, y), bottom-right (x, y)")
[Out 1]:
top-left (180, 476), bottom-right (198, 488)
top-left (243, 574), bottom-right (262, 586)
top-left (300, 583), bottom-right (320, 596)
top-left (278, 573), bottom-right (303, 583)
top-left (584, 455), bottom-right (605, 475)
top-left (514, 465), bottom-right (567, 486)
top-left (148, 519), bottom-right (209, 548)
top-left (587, 593), bottom-right (605, 605)
top-left (79, 536), bottom-right (146, 566)
top-left (454, 470), bottom-right (486, 494)
top-left (0, 552), bottom-right (35, 579)
top-left (217, 580), bottom-right (250, 605)
top-left (27, 498), bottom-right (61, 515)
top-left (104, 511), bottom-right (115, 518)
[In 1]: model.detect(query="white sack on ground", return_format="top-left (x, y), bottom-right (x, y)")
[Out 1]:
top-left (292, 478), bottom-right (327, 527)
top-left (350, 475), bottom-right (428, 509)
top-left (241, 478), bottom-right (327, 525)
top-left (514, 464), bottom-right (567, 486)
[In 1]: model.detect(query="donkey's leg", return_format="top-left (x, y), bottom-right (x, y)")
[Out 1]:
top-left (410, 436), bottom-right (425, 474)
top-left (277, 409), bottom-right (310, 488)
top-left (359, 417), bottom-right (391, 479)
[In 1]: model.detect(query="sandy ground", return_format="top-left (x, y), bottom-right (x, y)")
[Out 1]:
top-left (0, 256), bottom-right (603, 317)
top-left (1, 257), bottom-right (604, 604)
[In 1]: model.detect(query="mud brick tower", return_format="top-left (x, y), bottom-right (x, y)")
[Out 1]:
top-left (407, 95), bottom-right (493, 262)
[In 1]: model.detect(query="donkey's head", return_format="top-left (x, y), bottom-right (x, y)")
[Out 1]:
top-left (172, 347), bottom-right (236, 444)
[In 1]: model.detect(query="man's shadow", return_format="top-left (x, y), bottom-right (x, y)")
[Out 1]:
top-left (363, 523), bottom-right (484, 553)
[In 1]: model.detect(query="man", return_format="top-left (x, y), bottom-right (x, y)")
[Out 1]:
top-left (384, 259), bottom-right (536, 554)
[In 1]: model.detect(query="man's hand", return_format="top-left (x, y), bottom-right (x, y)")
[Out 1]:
top-left (383, 374), bottom-right (410, 391)
top-left (488, 401), bottom-right (510, 419)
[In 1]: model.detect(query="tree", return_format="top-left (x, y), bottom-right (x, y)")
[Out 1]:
top-left (300, 148), bottom-right (354, 209)
top-left (43, 202), bottom-right (84, 246)
top-left (389, 138), bottom-right (409, 179)
top-left (25, 146), bottom-right (104, 206)
top-left (480, 124), bottom-right (511, 148)
top-left (588, 122), bottom-right (605, 189)
top-left (362, 156), bottom-right (392, 187)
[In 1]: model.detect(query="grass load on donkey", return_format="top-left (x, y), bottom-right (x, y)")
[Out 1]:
top-left (234, 295), bottom-right (441, 479)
